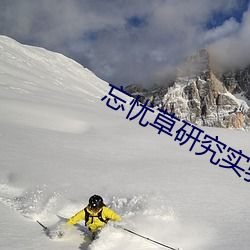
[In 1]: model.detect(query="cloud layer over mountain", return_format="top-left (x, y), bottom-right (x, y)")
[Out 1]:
top-left (0, 0), bottom-right (249, 87)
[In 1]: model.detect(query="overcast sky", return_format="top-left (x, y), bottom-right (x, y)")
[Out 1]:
top-left (0, 0), bottom-right (249, 87)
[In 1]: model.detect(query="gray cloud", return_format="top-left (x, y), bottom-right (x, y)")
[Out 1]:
top-left (0, 0), bottom-right (249, 87)
top-left (209, 6), bottom-right (250, 69)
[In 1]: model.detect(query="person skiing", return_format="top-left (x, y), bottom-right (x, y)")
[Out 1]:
top-left (66, 194), bottom-right (121, 239)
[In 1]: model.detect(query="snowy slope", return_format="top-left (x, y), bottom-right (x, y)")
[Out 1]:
top-left (0, 36), bottom-right (250, 250)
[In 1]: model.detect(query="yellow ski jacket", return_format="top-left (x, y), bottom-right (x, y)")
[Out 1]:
top-left (67, 206), bottom-right (121, 233)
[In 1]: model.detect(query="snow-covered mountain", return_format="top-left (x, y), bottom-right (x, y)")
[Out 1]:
top-left (217, 65), bottom-right (250, 100)
top-left (125, 49), bottom-right (250, 130)
top-left (0, 36), bottom-right (250, 250)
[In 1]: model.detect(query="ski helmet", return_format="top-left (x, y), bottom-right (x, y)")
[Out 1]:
top-left (89, 195), bottom-right (104, 210)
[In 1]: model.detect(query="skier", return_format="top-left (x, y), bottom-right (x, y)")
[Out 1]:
top-left (66, 194), bottom-right (121, 239)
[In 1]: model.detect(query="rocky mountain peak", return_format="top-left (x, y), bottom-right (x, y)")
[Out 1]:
top-left (125, 49), bottom-right (250, 130)
top-left (177, 48), bottom-right (210, 78)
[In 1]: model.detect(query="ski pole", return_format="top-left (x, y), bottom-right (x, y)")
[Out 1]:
top-left (37, 220), bottom-right (48, 231)
top-left (122, 227), bottom-right (180, 250)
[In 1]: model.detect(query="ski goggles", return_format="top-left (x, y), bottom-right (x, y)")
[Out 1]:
top-left (89, 205), bottom-right (101, 212)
